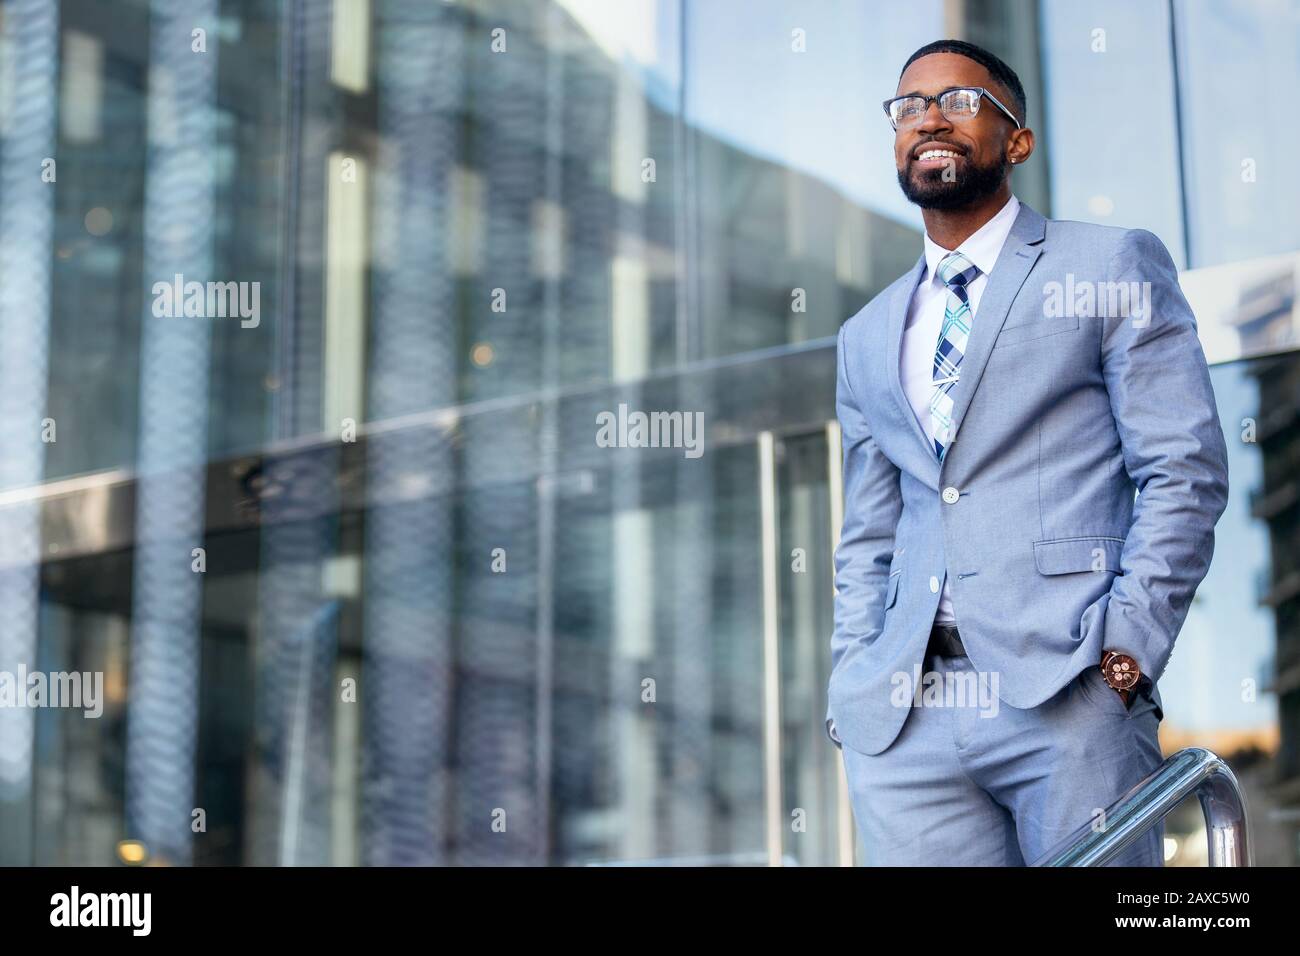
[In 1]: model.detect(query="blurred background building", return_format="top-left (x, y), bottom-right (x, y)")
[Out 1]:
top-left (0, 0), bottom-right (1297, 865)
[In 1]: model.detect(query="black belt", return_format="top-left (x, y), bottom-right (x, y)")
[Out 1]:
top-left (927, 622), bottom-right (966, 658)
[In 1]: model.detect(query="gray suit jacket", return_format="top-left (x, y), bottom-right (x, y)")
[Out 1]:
top-left (826, 201), bottom-right (1229, 756)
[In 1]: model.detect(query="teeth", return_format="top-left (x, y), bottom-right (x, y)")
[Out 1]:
top-left (919, 149), bottom-right (959, 160)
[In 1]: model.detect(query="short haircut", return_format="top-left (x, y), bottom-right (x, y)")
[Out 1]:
top-left (900, 39), bottom-right (1026, 126)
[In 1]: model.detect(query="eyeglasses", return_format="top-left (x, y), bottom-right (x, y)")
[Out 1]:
top-left (882, 86), bottom-right (1022, 131)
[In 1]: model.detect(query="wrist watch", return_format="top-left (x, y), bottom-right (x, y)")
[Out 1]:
top-left (1101, 651), bottom-right (1141, 694)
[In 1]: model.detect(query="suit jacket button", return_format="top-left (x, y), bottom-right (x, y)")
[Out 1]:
top-left (942, 486), bottom-right (959, 504)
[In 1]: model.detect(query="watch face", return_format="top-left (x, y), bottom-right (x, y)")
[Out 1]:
top-left (1103, 654), bottom-right (1140, 691)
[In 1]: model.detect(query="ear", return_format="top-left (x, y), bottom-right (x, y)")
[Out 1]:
top-left (1007, 127), bottom-right (1035, 166)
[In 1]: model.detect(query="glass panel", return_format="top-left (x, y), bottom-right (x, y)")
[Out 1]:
top-left (37, 1), bottom-right (282, 485)
top-left (1174, 0), bottom-right (1300, 267)
top-left (1165, 355), bottom-right (1295, 865)
top-left (1038, 0), bottom-right (1186, 265)
top-left (776, 430), bottom-right (840, 866)
top-left (552, 439), bottom-right (767, 865)
top-left (683, 0), bottom-right (940, 358)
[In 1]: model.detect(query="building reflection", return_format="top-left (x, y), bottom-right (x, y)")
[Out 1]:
top-left (1237, 272), bottom-right (1300, 864)
top-left (0, 0), bottom-right (1296, 867)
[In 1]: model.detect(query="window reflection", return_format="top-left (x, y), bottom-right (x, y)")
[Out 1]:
top-left (1, 0), bottom-right (1298, 867)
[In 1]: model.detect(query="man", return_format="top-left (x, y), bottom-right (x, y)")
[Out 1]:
top-left (824, 39), bottom-right (1229, 866)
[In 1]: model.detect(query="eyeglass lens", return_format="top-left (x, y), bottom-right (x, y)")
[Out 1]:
top-left (891, 88), bottom-right (980, 127)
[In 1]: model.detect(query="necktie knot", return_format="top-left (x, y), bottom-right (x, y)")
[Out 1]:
top-left (937, 251), bottom-right (979, 290)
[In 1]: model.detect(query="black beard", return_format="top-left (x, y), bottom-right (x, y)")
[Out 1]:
top-left (897, 153), bottom-right (1009, 210)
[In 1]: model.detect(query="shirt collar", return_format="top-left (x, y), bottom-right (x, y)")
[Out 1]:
top-left (922, 194), bottom-right (1020, 282)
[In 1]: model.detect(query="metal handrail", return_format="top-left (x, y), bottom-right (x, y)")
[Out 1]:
top-left (1032, 747), bottom-right (1251, 866)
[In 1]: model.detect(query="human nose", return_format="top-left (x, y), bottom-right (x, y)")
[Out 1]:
top-left (914, 97), bottom-right (952, 135)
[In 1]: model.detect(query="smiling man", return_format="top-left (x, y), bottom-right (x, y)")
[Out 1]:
top-left (824, 40), bottom-right (1230, 866)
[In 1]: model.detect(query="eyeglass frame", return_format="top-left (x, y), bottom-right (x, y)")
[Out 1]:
top-left (882, 86), bottom-right (1023, 131)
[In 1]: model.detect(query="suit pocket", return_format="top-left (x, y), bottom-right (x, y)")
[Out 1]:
top-left (992, 315), bottom-right (1080, 348)
top-left (885, 569), bottom-right (901, 609)
top-left (1033, 535), bottom-right (1125, 575)
top-left (1078, 665), bottom-right (1131, 718)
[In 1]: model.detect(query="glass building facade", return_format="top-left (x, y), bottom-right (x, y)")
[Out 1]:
top-left (0, 0), bottom-right (1297, 865)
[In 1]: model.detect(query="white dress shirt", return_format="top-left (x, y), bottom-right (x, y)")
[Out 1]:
top-left (901, 193), bottom-right (1020, 625)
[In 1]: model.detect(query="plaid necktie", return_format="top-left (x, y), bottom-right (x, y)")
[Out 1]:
top-left (930, 251), bottom-right (981, 461)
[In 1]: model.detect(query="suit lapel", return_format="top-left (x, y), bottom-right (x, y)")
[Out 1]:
top-left (944, 202), bottom-right (1046, 454)
top-left (883, 202), bottom-right (1048, 473)
top-left (886, 254), bottom-right (935, 467)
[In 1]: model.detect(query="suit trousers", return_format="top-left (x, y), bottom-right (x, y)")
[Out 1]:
top-left (840, 649), bottom-right (1165, 866)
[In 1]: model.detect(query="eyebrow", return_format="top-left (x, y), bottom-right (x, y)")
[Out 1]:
top-left (893, 86), bottom-right (966, 98)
